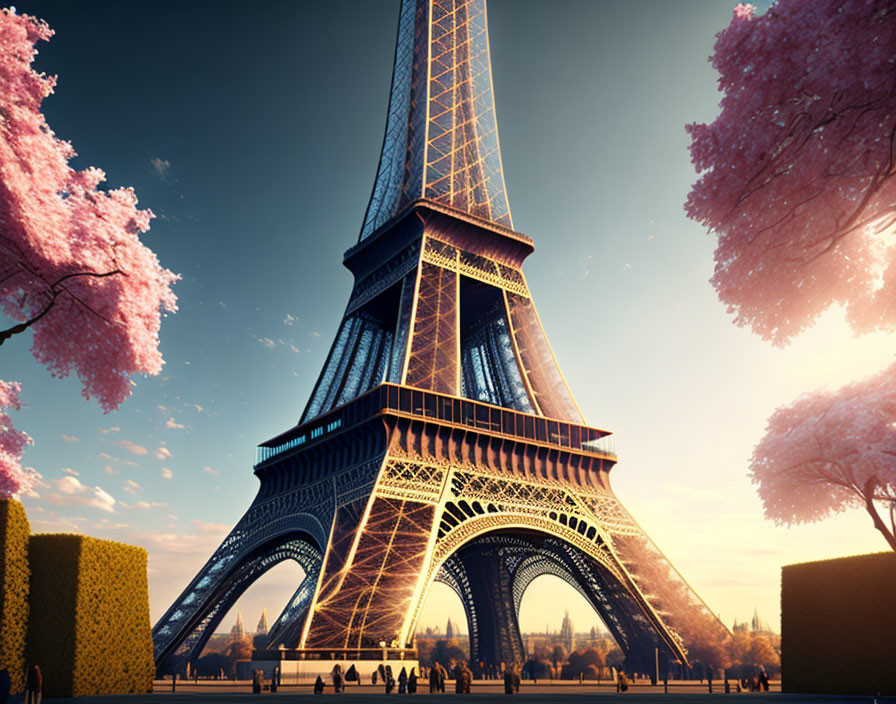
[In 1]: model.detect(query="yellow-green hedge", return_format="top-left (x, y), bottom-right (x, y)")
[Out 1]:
top-left (782, 551), bottom-right (896, 696)
top-left (0, 499), bottom-right (30, 694)
top-left (26, 534), bottom-right (154, 698)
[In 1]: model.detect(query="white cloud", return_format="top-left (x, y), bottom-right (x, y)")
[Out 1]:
top-left (150, 156), bottom-right (171, 177)
top-left (161, 468), bottom-right (173, 479)
top-left (43, 477), bottom-right (117, 513)
top-left (165, 417), bottom-right (186, 430)
top-left (130, 500), bottom-right (169, 511)
top-left (99, 452), bottom-right (138, 468)
top-left (193, 519), bottom-right (229, 533)
top-left (113, 440), bottom-right (149, 456)
top-left (193, 404), bottom-right (204, 414)
top-left (283, 313), bottom-right (299, 326)
top-left (155, 446), bottom-right (173, 460)
top-left (24, 472), bottom-right (48, 497)
top-left (104, 465), bottom-right (119, 476)
top-left (98, 426), bottom-right (121, 434)
top-left (55, 476), bottom-right (84, 495)
top-left (138, 530), bottom-right (223, 557)
top-left (123, 479), bottom-right (141, 495)
top-left (203, 466), bottom-right (219, 476)
top-left (60, 434), bottom-right (79, 443)
top-left (61, 467), bottom-right (79, 476)
top-left (94, 520), bottom-right (130, 530)
top-left (30, 516), bottom-right (87, 533)
top-left (258, 337), bottom-right (276, 349)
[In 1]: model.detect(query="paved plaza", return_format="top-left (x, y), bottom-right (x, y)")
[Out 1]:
top-left (42, 682), bottom-right (894, 704)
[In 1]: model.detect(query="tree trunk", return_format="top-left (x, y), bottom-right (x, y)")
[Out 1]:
top-left (862, 477), bottom-right (896, 551)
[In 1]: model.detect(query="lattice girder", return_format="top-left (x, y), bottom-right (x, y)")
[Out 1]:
top-left (153, 533), bottom-right (321, 667)
top-left (301, 493), bottom-right (437, 650)
top-left (404, 261), bottom-right (460, 394)
top-left (361, 0), bottom-right (512, 240)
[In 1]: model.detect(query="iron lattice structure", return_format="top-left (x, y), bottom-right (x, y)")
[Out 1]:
top-left (154, 0), bottom-right (729, 675)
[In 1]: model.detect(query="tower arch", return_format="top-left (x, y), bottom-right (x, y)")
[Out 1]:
top-left (153, 527), bottom-right (322, 670)
top-left (420, 517), bottom-right (685, 672)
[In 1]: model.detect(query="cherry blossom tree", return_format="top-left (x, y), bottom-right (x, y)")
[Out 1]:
top-left (686, 1), bottom-right (896, 549)
top-left (686, 0), bottom-right (896, 343)
top-left (750, 364), bottom-right (896, 550)
top-left (0, 9), bottom-right (178, 498)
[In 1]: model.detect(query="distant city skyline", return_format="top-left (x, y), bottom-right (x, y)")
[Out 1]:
top-left (216, 603), bottom-right (776, 640)
top-left (7, 0), bottom-right (892, 643)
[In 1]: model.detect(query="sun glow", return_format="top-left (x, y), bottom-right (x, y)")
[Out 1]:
top-left (778, 306), bottom-right (896, 393)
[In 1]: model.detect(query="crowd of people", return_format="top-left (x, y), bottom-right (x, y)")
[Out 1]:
top-left (737, 669), bottom-right (770, 692)
top-left (308, 659), bottom-right (527, 694)
top-left (265, 660), bottom-right (775, 695)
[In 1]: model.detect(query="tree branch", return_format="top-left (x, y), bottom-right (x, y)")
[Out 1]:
top-left (862, 477), bottom-right (896, 551)
top-left (890, 502), bottom-right (895, 539)
top-left (0, 268), bottom-right (123, 346)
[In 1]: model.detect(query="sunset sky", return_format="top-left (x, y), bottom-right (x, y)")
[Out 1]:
top-left (7, 0), bottom-right (893, 641)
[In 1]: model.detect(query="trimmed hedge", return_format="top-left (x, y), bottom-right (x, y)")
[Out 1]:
top-left (782, 552), bottom-right (896, 696)
top-left (26, 534), bottom-right (154, 698)
top-left (0, 499), bottom-right (30, 694)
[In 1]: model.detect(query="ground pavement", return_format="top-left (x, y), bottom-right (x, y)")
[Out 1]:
top-left (41, 681), bottom-right (895, 704)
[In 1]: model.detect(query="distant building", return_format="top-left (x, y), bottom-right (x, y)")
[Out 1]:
top-left (752, 608), bottom-right (769, 633)
top-left (732, 608), bottom-right (775, 635)
top-left (230, 611), bottom-right (245, 643)
top-left (256, 609), bottom-right (268, 636)
top-left (560, 610), bottom-right (574, 652)
top-left (446, 618), bottom-right (455, 640)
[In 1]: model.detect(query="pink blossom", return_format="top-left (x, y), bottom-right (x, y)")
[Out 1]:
top-left (733, 4), bottom-right (756, 21)
top-left (0, 380), bottom-right (38, 499)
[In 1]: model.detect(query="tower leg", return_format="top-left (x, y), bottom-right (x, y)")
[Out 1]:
top-left (302, 495), bottom-right (437, 649)
top-left (452, 543), bottom-right (525, 670)
top-left (153, 518), bottom-right (322, 668)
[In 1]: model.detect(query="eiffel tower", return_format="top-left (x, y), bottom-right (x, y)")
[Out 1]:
top-left (153, 0), bottom-right (729, 678)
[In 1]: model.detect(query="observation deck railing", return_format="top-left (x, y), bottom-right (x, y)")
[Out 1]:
top-left (255, 383), bottom-right (616, 467)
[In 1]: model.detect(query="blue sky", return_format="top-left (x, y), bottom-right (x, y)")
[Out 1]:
top-left (6, 0), bottom-right (893, 639)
